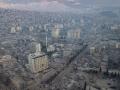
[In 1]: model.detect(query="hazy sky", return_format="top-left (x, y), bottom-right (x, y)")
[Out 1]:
top-left (0, 0), bottom-right (120, 12)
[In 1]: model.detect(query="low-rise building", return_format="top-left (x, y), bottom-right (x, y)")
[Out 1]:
top-left (101, 55), bottom-right (108, 72)
top-left (90, 47), bottom-right (96, 55)
top-left (29, 26), bottom-right (34, 32)
top-left (10, 27), bottom-right (16, 33)
top-left (0, 55), bottom-right (16, 68)
top-left (47, 45), bottom-right (55, 52)
top-left (116, 43), bottom-right (120, 48)
top-left (10, 26), bottom-right (22, 33)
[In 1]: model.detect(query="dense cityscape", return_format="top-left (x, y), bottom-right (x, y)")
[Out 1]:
top-left (0, 4), bottom-right (120, 90)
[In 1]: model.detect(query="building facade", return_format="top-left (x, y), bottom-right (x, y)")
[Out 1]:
top-left (67, 29), bottom-right (81, 40)
top-left (28, 52), bottom-right (48, 73)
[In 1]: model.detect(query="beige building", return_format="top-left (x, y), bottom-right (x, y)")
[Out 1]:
top-left (67, 29), bottom-right (81, 39)
top-left (51, 28), bottom-right (61, 39)
top-left (0, 55), bottom-right (16, 68)
top-left (28, 52), bottom-right (48, 73)
top-left (51, 24), bottom-right (64, 39)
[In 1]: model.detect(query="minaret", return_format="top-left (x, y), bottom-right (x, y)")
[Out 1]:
top-left (46, 29), bottom-right (48, 48)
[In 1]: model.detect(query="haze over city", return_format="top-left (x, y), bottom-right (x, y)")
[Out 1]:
top-left (0, 0), bottom-right (120, 90)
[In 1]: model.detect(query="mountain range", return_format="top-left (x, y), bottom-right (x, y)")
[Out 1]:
top-left (0, 0), bottom-right (120, 12)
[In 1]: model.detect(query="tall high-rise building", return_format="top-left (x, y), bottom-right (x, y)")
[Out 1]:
top-left (67, 29), bottom-right (81, 39)
top-left (51, 24), bottom-right (63, 39)
top-left (51, 28), bottom-right (61, 39)
top-left (28, 52), bottom-right (48, 73)
top-left (36, 43), bottom-right (42, 52)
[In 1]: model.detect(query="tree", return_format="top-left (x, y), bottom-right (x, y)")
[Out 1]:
top-left (99, 66), bottom-right (102, 73)
top-left (83, 81), bottom-right (87, 90)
